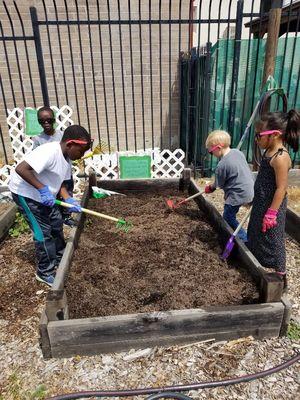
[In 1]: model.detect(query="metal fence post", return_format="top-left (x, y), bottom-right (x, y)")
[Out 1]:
top-left (203, 42), bottom-right (212, 150)
top-left (228, 0), bottom-right (244, 138)
top-left (30, 6), bottom-right (49, 106)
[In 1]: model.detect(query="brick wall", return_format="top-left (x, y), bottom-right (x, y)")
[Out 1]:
top-left (0, 0), bottom-right (190, 162)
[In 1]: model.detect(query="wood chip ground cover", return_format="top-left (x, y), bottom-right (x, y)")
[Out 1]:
top-left (0, 191), bottom-right (299, 399)
top-left (67, 191), bottom-right (258, 318)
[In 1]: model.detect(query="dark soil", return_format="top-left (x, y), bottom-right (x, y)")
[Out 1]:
top-left (67, 190), bottom-right (259, 319)
top-left (0, 232), bottom-right (45, 335)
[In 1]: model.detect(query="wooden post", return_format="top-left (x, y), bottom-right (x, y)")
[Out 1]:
top-left (254, 0), bottom-right (282, 171)
top-left (262, 0), bottom-right (282, 86)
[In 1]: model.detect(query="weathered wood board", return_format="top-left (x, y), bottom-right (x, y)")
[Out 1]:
top-left (48, 303), bottom-right (284, 358)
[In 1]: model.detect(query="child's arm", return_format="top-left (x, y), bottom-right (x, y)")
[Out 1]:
top-left (262, 153), bottom-right (290, 233)
top-left (59, 185), bottom-right (71, 200)
top-left (16, 161), bottom-right (44, 190)
top-left (58, 185), bottom-right (81, 213)
top-left (16, 161), bottom-right (56, 206)
top-left (270, 153), bottom-right (290, 210)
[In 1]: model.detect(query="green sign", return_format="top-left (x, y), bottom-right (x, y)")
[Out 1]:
top-left (24, 108), bottom-right (58, 136)
top-left (119, 155), bottom-right (151, 179)
top-left (24, 108), bottom-right (43, 136)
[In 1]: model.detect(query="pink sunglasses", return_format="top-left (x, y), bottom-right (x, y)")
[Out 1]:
top-left (208, 143), bottom-right (224, 154)
top-left (255, 130), bottom-right (282, 140)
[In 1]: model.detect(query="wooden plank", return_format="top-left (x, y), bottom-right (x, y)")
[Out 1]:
top-left (286, 208), bottom-right (300, 244)
top-left (45, 289), bottom-right (68, 322)
top-left (51, 242), bottom-right (74, 292)
top-left (67, 184), bottom-right (89, 248)
top-left (96, 178), bottom-right (180, 192)
top-left (179, 168), bottom-right (192, 191)
top-left (39, 310), bottom-right (52, 359)
top-left (0, 204), bottom-right (17, 242)
top-left (48, 303), bottom-right (284, 358)
top-left (280, 294), bottom-right (292, 336)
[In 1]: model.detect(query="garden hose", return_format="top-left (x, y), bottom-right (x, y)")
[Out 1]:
top-left (45, 350), bottom-right (300, 400)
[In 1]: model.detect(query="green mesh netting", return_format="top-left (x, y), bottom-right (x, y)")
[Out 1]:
top-left (206, 36), bottom-right (300, 172)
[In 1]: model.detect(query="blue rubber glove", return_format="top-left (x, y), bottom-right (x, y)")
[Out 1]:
top-left (65, 197), bottom-right (82, 213)
top-left (38, 185), bottom-right (55, 207)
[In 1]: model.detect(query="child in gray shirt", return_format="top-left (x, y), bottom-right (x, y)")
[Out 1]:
top-left (205, 130), bottom-right (254, 241)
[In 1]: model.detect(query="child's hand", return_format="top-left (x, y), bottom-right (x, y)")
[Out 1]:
top-left (38, 185), bottom-right (55, 207)
top-left (65, 197), bottom-right (82, 213)
top-left (262, 208), bottom-right (278, 233)
top-left (205, 184), bottom-right (216, 194)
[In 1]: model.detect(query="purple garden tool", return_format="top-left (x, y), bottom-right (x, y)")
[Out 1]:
top-left (220, 208), bottom-right (252, 260)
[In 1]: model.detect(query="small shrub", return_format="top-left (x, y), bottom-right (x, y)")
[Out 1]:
top-left (1, 373), bottom-right (47, 400)
top-left (287, 321), bottom-right (300, 340)
top-left (9, 212), bottom-right (30, 238)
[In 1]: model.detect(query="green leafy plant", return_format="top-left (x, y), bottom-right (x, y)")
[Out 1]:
top-left (287, 321), bottom-right (300, 340)
top-left (9, 212), bottom-right (30, 238)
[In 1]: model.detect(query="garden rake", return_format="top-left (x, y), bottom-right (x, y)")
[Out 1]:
top-left (55, 200), bottom-right (132, 232)
top-left (81, 139), bottom-right (112, 160)
top-left (220, 208), bottom-right (252, 260)
top-left (73, 140), bottom-right (113, 167)
top-left (166, 190), bottom-right (205, 210)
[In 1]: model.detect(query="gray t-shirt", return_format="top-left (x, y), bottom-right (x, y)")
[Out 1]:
top-left (32, 129), bottom-right (64, 150)
top-left (214, 148), bottom-right (254, 206)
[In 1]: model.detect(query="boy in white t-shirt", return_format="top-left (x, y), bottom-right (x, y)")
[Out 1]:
top-left (9, 125), bottom-right (91, 286)
top-left (33, 106), bottom-right (75, 227)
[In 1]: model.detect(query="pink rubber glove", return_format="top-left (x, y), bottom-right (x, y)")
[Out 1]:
top-left (205, 184), bottom-right (216, 194)
top-left (262, 208), bottom-right (278, 233)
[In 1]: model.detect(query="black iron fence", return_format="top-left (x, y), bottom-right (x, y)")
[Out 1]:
top-left (0, 0), bottom-right (299, 173)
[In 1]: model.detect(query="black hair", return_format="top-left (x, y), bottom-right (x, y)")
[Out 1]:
top-left (258, 110), bottom-right (300, 152)
top-left (37, 106), bottom-right (54, 119)
top-left (61, 125), bottom-right (91, 145)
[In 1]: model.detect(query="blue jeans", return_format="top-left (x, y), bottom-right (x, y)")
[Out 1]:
top-left (12, 193), bottom-right (65, 277)
top-left (223, 204), bottom-right (248, 242)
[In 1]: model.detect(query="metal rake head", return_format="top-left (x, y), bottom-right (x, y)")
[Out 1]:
top-left (116, 220), bottom-right (132, 233)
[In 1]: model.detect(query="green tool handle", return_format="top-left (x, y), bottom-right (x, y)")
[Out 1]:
top-left (55, 200), bottom-right (122, 224)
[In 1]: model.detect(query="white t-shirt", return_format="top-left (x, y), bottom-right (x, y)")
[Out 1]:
top-left (9, 142), bottom-right (71, 203)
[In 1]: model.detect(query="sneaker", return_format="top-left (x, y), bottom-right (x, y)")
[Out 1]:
top-left (35, 273), bottom-right (55, 287)
top-left (63, 216), bottom-right (77, 227)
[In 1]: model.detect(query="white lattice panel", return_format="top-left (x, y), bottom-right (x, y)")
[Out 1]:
top-left (82, 148), bottom-right (185, 180)
top-left (6, 108), bottom-right (32, 163)
top-left (0, 148), bottom-right (185, 193)
top-left (7, 106), bottom-right (73, 163)
top-left (152, 149), bottom-right (185, 178)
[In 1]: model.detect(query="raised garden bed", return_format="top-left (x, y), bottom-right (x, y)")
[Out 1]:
top-left (39, 172), bottom-right (291, 359)
top-left (0, 203), bottom-right (17, 241)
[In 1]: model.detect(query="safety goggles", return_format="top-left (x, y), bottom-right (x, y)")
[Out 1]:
top-left (255, 129), bottom-right (282, 141)
top-left (38, 118), bottom-right (55, 125)
top-left (208, 143), bottom-right (224, 154)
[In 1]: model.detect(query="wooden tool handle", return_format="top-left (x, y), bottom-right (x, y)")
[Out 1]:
top-left (233, 208), bottom-right (252, 236)
top-left (57, 200), bottom-right (120, 223)
top-left (178, 190), bottom-right (205, 205)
